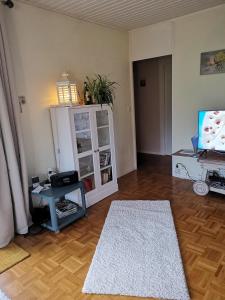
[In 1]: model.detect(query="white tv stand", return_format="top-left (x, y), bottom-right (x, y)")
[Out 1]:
top-left (172, 150), bottom-right (225, 196)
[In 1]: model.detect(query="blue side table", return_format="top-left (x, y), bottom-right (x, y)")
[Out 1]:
top-left (32, 182), bottom-right (87, 233)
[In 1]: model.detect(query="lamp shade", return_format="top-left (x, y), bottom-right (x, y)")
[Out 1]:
top-left (56, 72), bottom-right (79, 106)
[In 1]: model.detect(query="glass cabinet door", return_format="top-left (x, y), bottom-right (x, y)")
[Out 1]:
top-left (74, 111), bottom-right (95, 192)
top-left (74, 112), bottom-right (93, 154)
top-left (96, 110), bottom-right (113, 185)
top-left (96, 110), bottom-right (110, 148)
top-left (72, 108), bottom-right (115, 192)
top-left (79, 155), bottom-right (94, 177)
top-left (78, 154), bottom-right (95, 192)
top-left (99, 149), bottom-right (113, 185)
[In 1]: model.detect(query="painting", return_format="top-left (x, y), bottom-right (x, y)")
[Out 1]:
top-left (200, 49), bottom-right (225, 75)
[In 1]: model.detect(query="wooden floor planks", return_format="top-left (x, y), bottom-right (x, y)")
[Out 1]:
top-left (0, 155), bottom-right (225, 299)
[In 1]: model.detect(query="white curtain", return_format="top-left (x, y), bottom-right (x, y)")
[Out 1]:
top-left (0, 6), bottom-right (31, 248)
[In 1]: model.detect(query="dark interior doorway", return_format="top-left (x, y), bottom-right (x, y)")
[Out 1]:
top-left (133, 55), bottom-right (172, 166)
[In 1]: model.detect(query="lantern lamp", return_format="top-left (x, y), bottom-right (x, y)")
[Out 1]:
top-left (56, 72), bottom-right (79, 106)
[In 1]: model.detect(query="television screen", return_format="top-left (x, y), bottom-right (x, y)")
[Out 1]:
top-left (198, 110), bottom-right (225, 151)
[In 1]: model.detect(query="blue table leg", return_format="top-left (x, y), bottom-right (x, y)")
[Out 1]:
top-left (48, 198), bottom-right (59, 233)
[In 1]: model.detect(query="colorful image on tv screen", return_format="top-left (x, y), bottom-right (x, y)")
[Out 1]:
top-left (198, 110), bottom-right (225, 151)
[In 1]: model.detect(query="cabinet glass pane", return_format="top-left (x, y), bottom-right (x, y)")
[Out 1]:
top-left (76, 131), bottom-right (92, 153)
top-left (101, 167), bottom-right (112, 185)
top-left (74, 112), bottom-right (90, 131)
top-left (99, 149), bottom-right (111, 169)
top-left (98, 127), bottom-right (110, 147)
top-left (82, 174), bottom-right (95, 192)
top-left (96, 110), bottom-right (109, 127)
top-left (79, 155), bottom-right (94, 178)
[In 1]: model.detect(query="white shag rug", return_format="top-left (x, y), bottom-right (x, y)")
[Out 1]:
top-left (83, 200), bottom-right (190, 300)
top-left (0, 290), bottom-right (10, 300)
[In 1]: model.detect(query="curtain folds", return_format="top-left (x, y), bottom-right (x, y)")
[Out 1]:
top-left (0, 7), bottom-right (31, 248)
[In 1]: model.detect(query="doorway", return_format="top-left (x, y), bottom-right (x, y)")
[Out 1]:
top-left (133, 55), bottom-right (172, 166)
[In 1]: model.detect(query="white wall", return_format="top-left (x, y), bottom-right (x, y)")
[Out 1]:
top-left (173, 6), bottom-right (225, 151)
top-left (129, 21), bottom-right (173, 62)
top-left (4, 2), bottom-right (134, 178)
top-left (129, 4), bottom-right (225, 153)
top-left (4, 3), bottom-right (225, 179)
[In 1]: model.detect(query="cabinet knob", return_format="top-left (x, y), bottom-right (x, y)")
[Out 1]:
top-left (94, 149), bottom-right (99, 153)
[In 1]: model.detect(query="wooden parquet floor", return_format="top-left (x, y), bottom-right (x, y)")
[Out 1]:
top-left (1, 155), bottom-right (225, 300)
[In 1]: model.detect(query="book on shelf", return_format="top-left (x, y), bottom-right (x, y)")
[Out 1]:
top-left (56, 199), bottom-right (80, 219)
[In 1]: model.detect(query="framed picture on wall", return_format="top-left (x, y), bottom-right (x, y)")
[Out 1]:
top-left (200, 49), bottom-right (225, 75)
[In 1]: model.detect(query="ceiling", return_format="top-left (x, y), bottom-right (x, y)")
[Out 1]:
top-left (17, 0), bottom-right (225, 30)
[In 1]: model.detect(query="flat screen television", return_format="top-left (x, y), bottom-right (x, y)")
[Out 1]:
top-left (198, 110), bottom-right (225, 151)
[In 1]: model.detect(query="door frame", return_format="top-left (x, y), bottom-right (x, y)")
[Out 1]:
top-left (130, 54), bottom-right (172, 165)
top-left (129, 61), bottom-right (137, 169)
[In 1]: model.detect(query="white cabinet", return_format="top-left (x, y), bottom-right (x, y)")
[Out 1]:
top-left (172, 150), bottom-right (203, 181)
top-left (50, 105), bottom-right (118, 207)
top-left (172, 149), bottom-right (225, 181)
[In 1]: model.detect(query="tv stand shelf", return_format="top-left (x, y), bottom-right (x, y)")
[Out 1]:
top-left (172, 149), bottom-right (225, 196)
top-left (209, 181), bottom-right (225, 195)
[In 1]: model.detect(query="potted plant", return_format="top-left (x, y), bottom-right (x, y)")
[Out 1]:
top-left (83, 74), bottom-right (117, 106)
